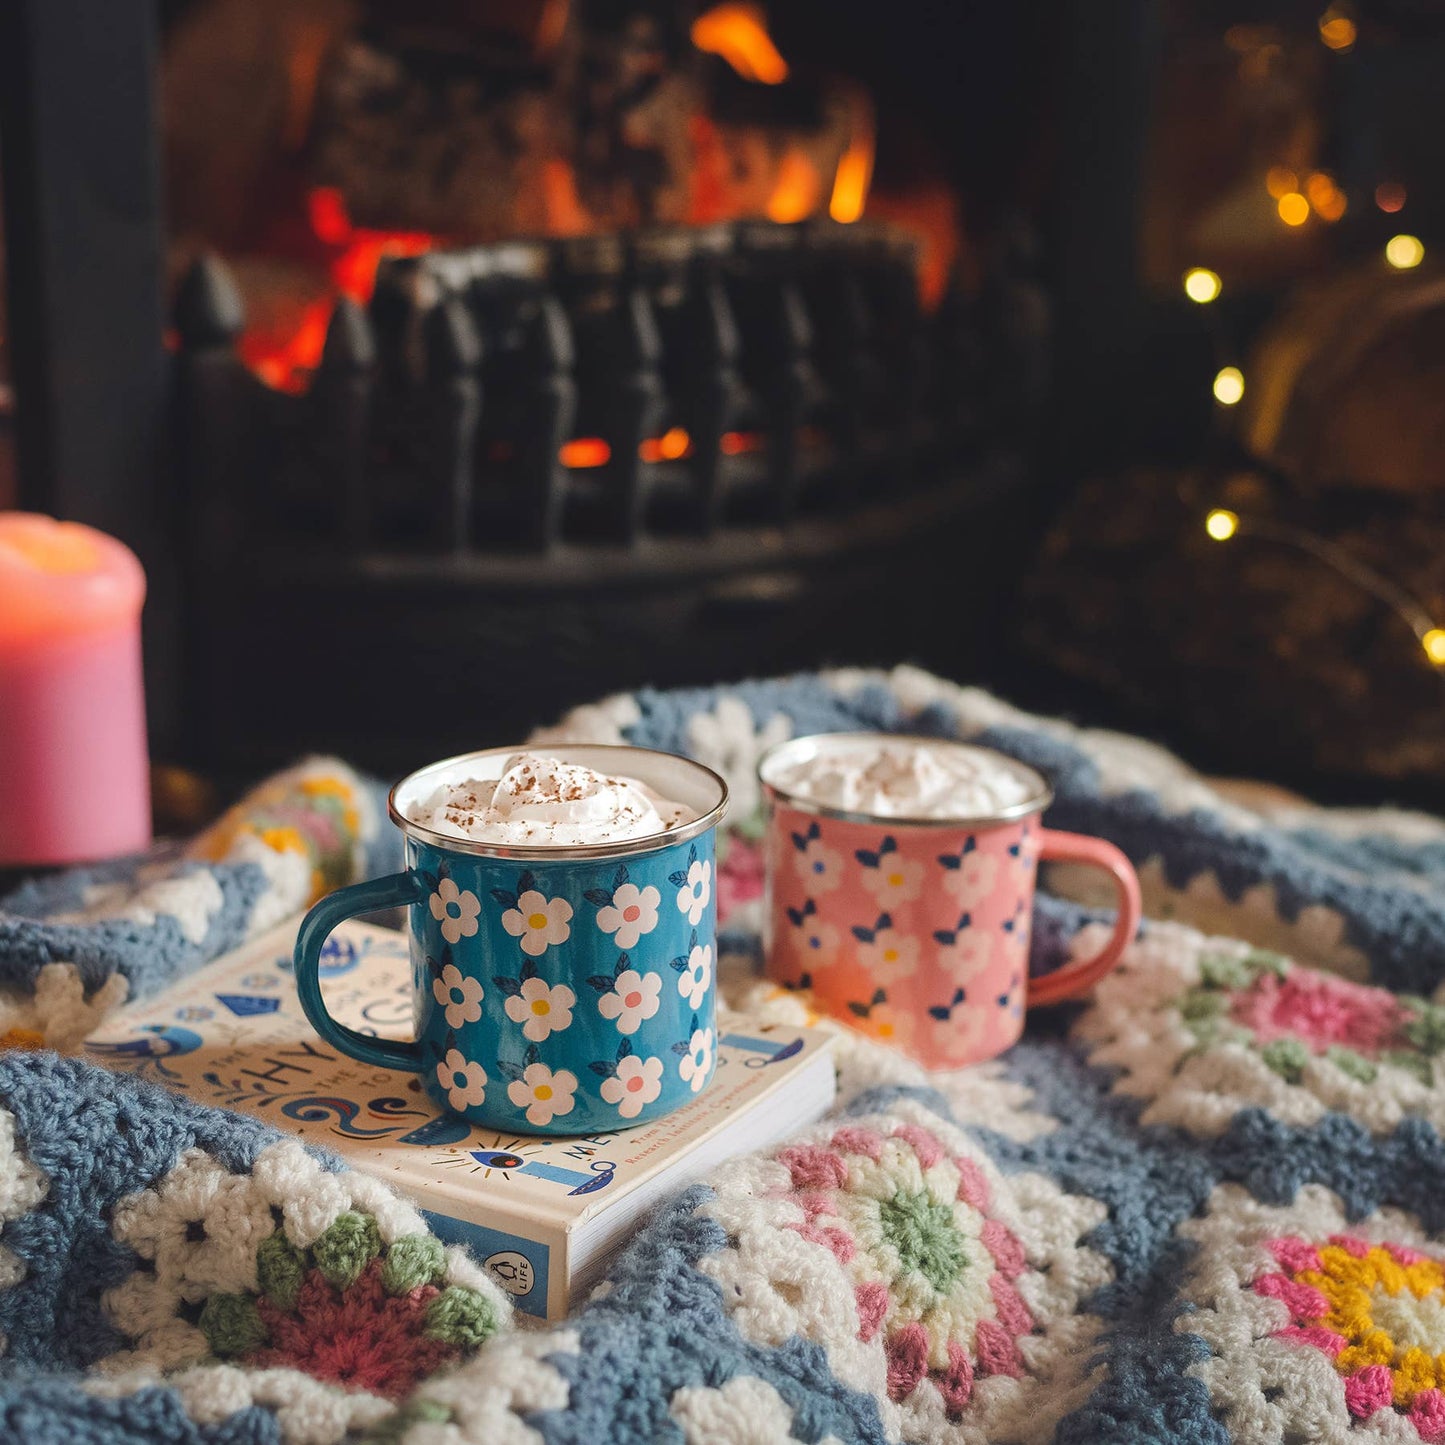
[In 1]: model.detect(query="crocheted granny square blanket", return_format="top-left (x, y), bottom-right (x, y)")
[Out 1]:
top-left (6, 667), bottom-right (1445, 1444)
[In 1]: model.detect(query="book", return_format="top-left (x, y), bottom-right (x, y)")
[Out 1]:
top-left (84, 918), bottom-right (837, 1319)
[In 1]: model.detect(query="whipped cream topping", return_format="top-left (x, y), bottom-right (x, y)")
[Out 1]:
top-left (766, 740), bottom-right (1040, 820)
top-left (407, 752), bottom-right (694, 846)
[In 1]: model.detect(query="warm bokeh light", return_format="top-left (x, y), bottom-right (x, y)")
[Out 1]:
top-left (559, 438), bottom-right (612, 469)
top-left (1305, 172), bottom-right (1347, 221)
top-left (1205, 509), bottom-right (1240, 541)
top-left (1385, 234), bottom-right (1425, 269)
top-left (1375, 182), bottom-right (1407, 214)
top-left (1318, 8), bottom-right (1357, 50)
top-left (691, 3), bottom-right (789, 84)
top-left (1277, 192), bottom-right (1310, 227)
top-left (1266, 167), bottom-right (1299, 200)
top-left (1212, 368), bottom-right (1245, 406)
top-left (1183, 268), bottom-right (1222, 304)
top-left (720, 431), bottom-right (764, 456)
top-left (1424, 629), bottom-right (1445, 666)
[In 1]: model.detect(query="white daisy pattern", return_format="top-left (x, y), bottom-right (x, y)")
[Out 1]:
top-left (600, 1054), bottom-right (664, 1119)
top-left (856, 837), bottom-right (924, 906)
top-left (501, 889), bottom-right (573, 958)
top-left (431, 963), bottom-right (484, 1029)
top-left (677, 1025), bottom-right (714, 1092)
top-left (789, 821), bottom-right (844, 896)
top-left (672, 846), bottom-right (713, 927)
top-left (506, 1062), bottom-right (578, 1127)
top-left (436, 1049), bottom-right (487, 1110)
top-left (676, 942), bottom-right (713, 1010)
top-left (939, 928), bottom-right (994, 981)
top-left (429, 879), bottom-right (481, 945)
top-left (596, 967), bottom-right (663, 1035)
top-left (852, 913), bottom-right (921, 980)
top-left (503, 976), bottom-right (576, 1043)
top-left (938, 841), bottom-right (1000, 909)
top-left (595, 882), bottom-right (661, 950)
top-left (786, 900), bottom-right (841, 966)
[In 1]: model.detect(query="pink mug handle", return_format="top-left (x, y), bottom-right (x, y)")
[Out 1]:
top-left (1026, 829), bottom-right (1142, 1007)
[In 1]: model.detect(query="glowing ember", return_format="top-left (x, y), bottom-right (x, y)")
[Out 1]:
top-left (559, 438), bottom-right (612, 469)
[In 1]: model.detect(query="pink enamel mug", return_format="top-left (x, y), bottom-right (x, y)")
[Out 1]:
top-left (759, 733), bottom-right (1142, 1068)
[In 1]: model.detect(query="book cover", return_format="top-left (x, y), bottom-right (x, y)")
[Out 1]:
top-left (84, 919), bottom-right (836, 1318)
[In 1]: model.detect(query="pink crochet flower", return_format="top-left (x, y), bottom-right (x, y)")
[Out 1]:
top-left (765, 1123), bottom-right (1033, 1419)
top-left (251, 1259), bottom-right (459, 1399)
top-left (1229, 972), bottom-right (1405, 1056)
top-left (717, 836), bottom-right (765, 924)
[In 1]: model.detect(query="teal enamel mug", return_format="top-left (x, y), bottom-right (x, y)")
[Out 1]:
top-left (294, 746), bottom-right (728, 1135)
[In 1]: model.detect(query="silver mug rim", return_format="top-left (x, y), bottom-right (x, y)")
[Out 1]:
top-left (757, 732), bottom-right (1053, 828)
top-left (388, 744), bottom-right (729, 861)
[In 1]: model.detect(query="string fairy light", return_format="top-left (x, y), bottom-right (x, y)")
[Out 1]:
top-left (1212, 367), bottom-right (1245, 405)
top-left (1204, 510), bottom-right (1445, 669)
top-left (1385, 234), bottom-right (1425, 269)
top-left (1184, 268), bottom-right (1222, 304)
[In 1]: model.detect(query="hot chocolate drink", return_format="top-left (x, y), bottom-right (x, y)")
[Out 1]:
top-left (406, 751), bottom-right (695, 847)
top-left (761, 737), bottom-right (1042, 821)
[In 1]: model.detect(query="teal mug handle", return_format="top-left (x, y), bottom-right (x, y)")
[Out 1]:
top-left (294, 872), bottom-right (426, 1073)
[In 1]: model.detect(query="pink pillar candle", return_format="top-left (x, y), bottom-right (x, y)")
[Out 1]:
top-left (0, 513), bottom-right (151, 866)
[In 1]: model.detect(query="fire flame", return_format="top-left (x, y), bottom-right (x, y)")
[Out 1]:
top-left (240, 189), bottom-right (435, 392)
top-left (691, 3), bottom-right (789, 84)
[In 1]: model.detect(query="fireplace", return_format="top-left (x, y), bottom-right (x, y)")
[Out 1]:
top-left (1, 0), bottom-right (1054, 775)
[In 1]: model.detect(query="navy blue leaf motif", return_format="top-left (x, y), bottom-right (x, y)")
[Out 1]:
top-left (1008, 843), bottom-right (1021, 857)
top-left (612, 863), bottom-right (629, 889)
top-left (879, 837), bottom-right (897, 855)
top-left (493, 976), bottom-right (523, 997)
top-left (498, 1060), bottom-right (525, 1083)
top-left (847, 1001), bottom-right (870, 1018)
top-left (490, 889), bottom-right (518, 909)
top-left (586, 975), bottom-right (616, 993)
top-left (938, 854), bottom-right (961, 870)
top-left (518, 871), bottom-right (537, 894)
top-left (877, 912), bottom-right (893, 930)
top-left (426, 1038), bottom-right (446, 1061)
top-left (669, 954), bottom-right (688, 974)
top-left (588, 1061), bottom-right (614, 1078)
top-left (951, 987), bottom-right (966, 1006)
top-left (617, 1038), bottom-right (633, 1060)
top-left (962, 836), bottom-right (976, 854)
top-left (444, 1028), bottom-right (458, 1053)
top-left (855, 850), bottom-right (879, 868)
top-left (583, 888), bottom-right (612, 907)
top-left (785, 900), bottom-right (817, 927)
top-left (615, 955), bottom-right (630, 978)
top-left (520, 957), bottom-right (539, 981)
top-left (927, 1005), bottom-right (951, 1021)
top-left (997, 994), bottom-right (1011, 1007)
top-left (932, 929), bottom-right (956, 945)
top-left (668, 868), bottom-right (688, 887)
top-left (524, 1044), bottom-right (539, 1067)
top-left (670, 1041), bottom-right (690, 1055)
top-left (869, 988), bottom-right (887, 1006)
top-left (852, 925), bottom-right (875, 944)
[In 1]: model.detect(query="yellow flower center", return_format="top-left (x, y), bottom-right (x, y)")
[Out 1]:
top-left (887, 872), bottom-right (904, 887)
top-left (883, 948), bottom-right (898, 963)
top-left (532, 999), bottom-right (551, 1015)
top-left (528, 912), bottom-right (548, 929)
top-left (534, 1084), bottom-right (553, 1101)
